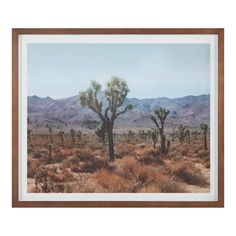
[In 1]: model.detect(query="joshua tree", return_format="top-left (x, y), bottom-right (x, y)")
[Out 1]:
top-left (151, 128), bottom-right (159, 148)
top-left (95, 122), bottom-right (107, 144)
top-left (166, 139), bottom-right (171, 153)
top-left (138, 129), bottom-right (148, 141)
top-left (45, 125), bottom-right (53, 160)
top-left (170, 130), bottom-right (178, 142)
top-left (151, 107), bottom-right (170, 154)
top-left (185, 129), bottom-right (190, 144)
top-left (80, 77), bottom-right (133, 161)
top-left (177, 124), bottom-right (186, 142)
top-left (70, 129), bottom-right (76, 143)
top-left (45, 124), bottom-right (53, 144)
top-left (200, 123), bottom-right (208, 150)
top-left (191, 129), bottom-right (201, 140)
top-left (127, 130), bottom-right (135, 141)
top-left (27, 129), bottom-right (32, 142)
top-left (58, 131), bottom-right (65, 144)
top-left (76, 131), bottom-right (82, 142)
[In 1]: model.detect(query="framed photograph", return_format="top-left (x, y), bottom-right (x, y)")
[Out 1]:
top-left (12, 28), bottom-right (224, 207)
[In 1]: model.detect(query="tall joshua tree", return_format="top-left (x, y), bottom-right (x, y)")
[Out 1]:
top-left (200, 123), bottom-right (208, 150)
top-left (45, 124), bottom-right (53, 144)
top-left (45, 124), bottom-right (53, 160)
top-left (151, 107), bottom-right (170, 154)
top-left (80, 77), bottom-right (133, 161)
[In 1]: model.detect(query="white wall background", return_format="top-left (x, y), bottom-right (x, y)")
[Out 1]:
top-left (0, 0), bottom-right (234, 235)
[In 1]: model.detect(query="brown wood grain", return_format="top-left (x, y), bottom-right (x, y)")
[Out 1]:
top-left (12, 28), bottom-right (224, 207)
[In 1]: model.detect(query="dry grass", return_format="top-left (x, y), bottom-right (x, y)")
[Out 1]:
top-left (27, 131), bottom-right (210, 193)
top-left (167, 160), bottom-right (208, 186)
top-left (106, 156), bottom-right (184, 193)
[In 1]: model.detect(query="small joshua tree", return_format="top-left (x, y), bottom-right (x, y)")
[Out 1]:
top-left (127, 130), bottom-right (135, 141)
top-left (27, 129), bottom-right (32, 142)
top-left (45, 124), bottom-right (53, 160)
top-left (185, 129), bottom-right (190, 144)
top-left (151, 107), bottom-right (170, 154)
top-left (80, 77), bottom-right (133, 161)
top-left (58, 131), bottom-right (65, 144)
top-left (177, 124), bottom-right (186, 142)
top-left (76, 131), bottom-right (82, 142)
top-left (45, 124), bottom-right (53, 144)
top-left (191, 130), bottom-right (201, 140)
top-left (70, 129), bottom-right (76, 143)
top-left (151, 128), bottom-right (159, 148)
top-left (138, 129), bottom-right (148, 141)
top-left (200, 123), bottom-right (208, 150)
top-left (95, 122), bottom-right (107, 144)
top-left (170, 130), bottom-right (178, 142)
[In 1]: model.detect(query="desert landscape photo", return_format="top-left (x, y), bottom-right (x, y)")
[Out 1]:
top-left (27, 43), bottom-right (210, 193)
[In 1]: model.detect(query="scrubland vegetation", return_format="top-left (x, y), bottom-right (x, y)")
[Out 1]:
top-left (27, 77), bottom-right (210, 193)
top-left (27, 126), bottom-right (210, 193)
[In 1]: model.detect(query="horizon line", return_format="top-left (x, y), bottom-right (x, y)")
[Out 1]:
top-left (27, 93), bottom-right (210, 101)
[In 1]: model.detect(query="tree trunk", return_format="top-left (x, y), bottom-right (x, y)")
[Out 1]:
top-left (204, 133), bottom-right (207, 150)
top-left (48, 144), bottom-right (52, 160)
top-left (107, 127), bottom-right (115, 162)
top-left (160, 134), bottom-right (166, 154)
top-left (50, 132), bottom-right (53, 144)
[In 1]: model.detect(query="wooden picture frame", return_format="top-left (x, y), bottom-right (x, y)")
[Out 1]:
top-left (12, 28), bottom-right (224, 207)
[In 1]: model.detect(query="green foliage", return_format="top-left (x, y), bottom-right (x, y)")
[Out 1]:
top-left (95, 122), bottom-right (107, 143)
top-left (200, 123), bottom-right (208, 132)
top-left (127, 130), bottom-right (135, 141)
top-left (138, 129), bottom-right (148, 140)
top-left (151, 128), bottom-right (159, 148)
top-left (191, 130), bottom-right (201, 140)
top-left (170, 130), bottom-right (178, 141)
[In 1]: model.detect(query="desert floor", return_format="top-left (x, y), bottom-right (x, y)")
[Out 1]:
top-left (27, 132), bottom-right (210, 193)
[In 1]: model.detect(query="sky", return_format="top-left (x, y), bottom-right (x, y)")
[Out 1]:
top-left (27, 43), bottom-right (210, 99)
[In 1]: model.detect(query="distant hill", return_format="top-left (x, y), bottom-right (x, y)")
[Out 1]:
top-left (28, 94), bottom-right (210, 130)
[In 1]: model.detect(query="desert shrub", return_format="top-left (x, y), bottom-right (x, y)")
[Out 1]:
top-left (34, 165), bottom-right (54, 193)
top-left (116, 143), bottom-right (135, 159)
top-left (116, 157), bottom-right (183, 193)
top-left (33, 164), bottom-right (77, 193)
top-left (169, 161), bottom-right (207, 186)
top-left (62, 153), bottom-right (110, 173)
top-left (94, 169), bottom-right (129, 192)
top-left (27, 159), bottom-right (41, 178)
top-left (32, 153), bottom-right (43, 159)
top-left (151, 172), bottom-right (184, 193)
top-left (137, 151), bottom-right (164, 165)
top-left (75, 148), bottom-right (95, 162)
top-left (52, 149), bottom-right (70, 162)
top-left (195, 150), bottom-right (210, 158)
top-left (78, 158), bottom-right (111, 173)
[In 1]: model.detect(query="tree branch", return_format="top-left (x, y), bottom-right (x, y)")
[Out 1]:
top-left (150, 115), bottom-right (160, 129)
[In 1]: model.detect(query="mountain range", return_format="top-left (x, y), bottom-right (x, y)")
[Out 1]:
top-left (28, 94), bottom-right (210, 130)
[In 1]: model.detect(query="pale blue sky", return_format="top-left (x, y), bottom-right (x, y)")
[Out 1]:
top-left (27, 43), bottom-right (210, 99)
